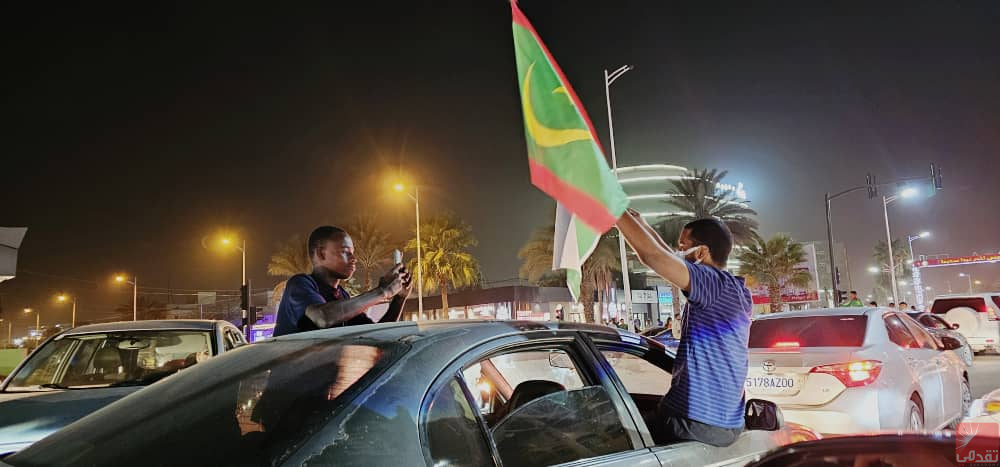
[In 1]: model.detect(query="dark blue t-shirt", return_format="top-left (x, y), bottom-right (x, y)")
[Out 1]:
top-left (273, 273), bottom-right (373, 337)
top-left (660, 262), bottom-right (752, 429)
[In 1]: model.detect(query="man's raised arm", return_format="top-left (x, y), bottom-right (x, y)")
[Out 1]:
top-left (617, 209), bottom-right (692, 291)
top-left (304, 287), bottom-right (393, 328)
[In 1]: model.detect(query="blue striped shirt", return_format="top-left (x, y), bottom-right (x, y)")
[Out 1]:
top-left (661, 261), bottom-right (752, 429)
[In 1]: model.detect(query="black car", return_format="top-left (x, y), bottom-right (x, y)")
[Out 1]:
top-left (3, 321), bottom-right (814, 467)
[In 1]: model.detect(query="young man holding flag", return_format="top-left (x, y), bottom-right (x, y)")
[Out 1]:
top-left (511, 1), bottom-right (750, 447)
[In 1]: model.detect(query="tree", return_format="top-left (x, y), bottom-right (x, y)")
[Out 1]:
top-left (738, 234), bottom-right (812, 313)
top-left (406, 214), bottom-right (481, 320)
top-left (659, 168), bottom-right (759, 246)
top-left (345, 214), bottom-right (396, 290)
top-left (517, 225), bottom-right (621, 323)
top-left (872, 239), bottom-right (912, 302)
top-left (267, 234), bottom-right (312, 278)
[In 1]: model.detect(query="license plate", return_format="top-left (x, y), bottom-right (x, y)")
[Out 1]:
top-left (745, 375), bottom-right (799, 395)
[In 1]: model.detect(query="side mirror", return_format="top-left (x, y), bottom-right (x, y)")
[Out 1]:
top-left (952, 323), bottom-right (960, 330)
top-left (746, 399), bottom-right (783, 431)
top-left (940, 336), bottom-right (963, 351)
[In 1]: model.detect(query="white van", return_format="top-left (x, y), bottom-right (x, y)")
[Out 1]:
top-left (929, 293), bottom-right (1000, 354)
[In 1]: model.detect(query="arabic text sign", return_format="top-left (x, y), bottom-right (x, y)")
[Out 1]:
top-left (921, 254), bottom-right (1000, 268)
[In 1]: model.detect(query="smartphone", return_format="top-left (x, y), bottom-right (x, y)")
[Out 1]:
top-left (393, 249), bottom-right (402, 265)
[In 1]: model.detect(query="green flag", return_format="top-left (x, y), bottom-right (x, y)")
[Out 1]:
top-left (511, 2), bottom-right (629, 300)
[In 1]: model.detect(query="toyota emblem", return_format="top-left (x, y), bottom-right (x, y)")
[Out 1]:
top-left (762, 360), bottom-right (776, 374)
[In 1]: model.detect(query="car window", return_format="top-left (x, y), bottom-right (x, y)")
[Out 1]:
top-left (462, 349), bottom-right (584, 417)
top-left (460, 346), bottom-right (633, 466)
top-left (992, 296), bottom-right (1000, 310)
top-left (224, 330), bottom-right (239, 351)
top-left (749, 316), bottom-right (868, 348)
top-left (931, 297), bottom-right (987, 314)
top-left (600, 350), bottom-right (671, 396)
top-left (425, 378), bottom-right (493, 467)
top-left (491, 386), bottom-right (632, 467)
top-left (6, 339), bottom-right (408, 466)
top-left (6, 330), bottom-right (214, 391)
top-left (899, 315), bottom-right (938, 350)
top-left (884, 315), bottom-right (919, 349)
top-left (918, 315), bottom-right (949, 330)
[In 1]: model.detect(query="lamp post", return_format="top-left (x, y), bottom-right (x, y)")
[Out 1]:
top-left (959, 273), bottom-right (974, 292)
top-left (221, 237), bottom-right (247, 286)
top-left (24, 308), bottom-right (39, 340)
top-left (881, 187), bottom-right (918, 305)
top-left (115, 275), bottom-right (138, 321)
top-left (394, 183), bottom-right (423, 319)
top-left (604, 64), bottom-right (634, 320)
top-left (906, 231), bottom-right (930, 310)
top-left (56, 293), bottom-right (77, 328)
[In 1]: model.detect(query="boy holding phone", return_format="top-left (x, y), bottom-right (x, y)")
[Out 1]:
top-left (273, 225), bottom-right (413, 337)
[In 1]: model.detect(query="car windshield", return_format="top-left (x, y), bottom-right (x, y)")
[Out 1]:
top-left (930, 297), bottom-right (987, 314)
top-left (5, 330), bottom-right (214, 391)
top-left (6, 338), bottom-right (407, 466)
top-left (749, 316), bottom-right (868, 348)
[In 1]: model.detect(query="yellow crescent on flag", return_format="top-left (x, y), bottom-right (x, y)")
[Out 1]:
top-left (521, 62), bottom-right (592, 148)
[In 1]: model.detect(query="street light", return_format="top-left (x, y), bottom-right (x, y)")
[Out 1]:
top-left (115, 274), bottom-right (138, 321)
top-left (220, 237), bottom-right (247, 286)
top-left (56, 293), bottom-right (77, 328)
top-left (394, 182), bottom-right (423, 319)
top-left (24, 308), bottom-right (39, 340)
top-left (959, 273), bottom-right (974, 292)
top-left (605, 64), bottom-right (634, 320)
top-left (906, 231), bottom-right (930, 310)
top-left (867, 266), bottom-right (881, 274)
top-left (880, 187), bottom-right (920, 310)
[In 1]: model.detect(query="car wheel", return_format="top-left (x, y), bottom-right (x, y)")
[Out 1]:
top-left (906, 399), bottom-right (924, 431)
top-left (961, 378), bottom-right (972, 418)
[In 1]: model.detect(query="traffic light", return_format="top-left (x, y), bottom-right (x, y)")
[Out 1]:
top-left (865, 173), bottom-right (878, 200)
top-left (930, 163), bottom-right (943, 190)
top-left (240, 282), bottom-right (252, 338)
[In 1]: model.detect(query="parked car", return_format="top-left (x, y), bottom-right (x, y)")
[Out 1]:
top-left (0, 320), bottom-right (246, 454)
top-left (2, 321), bottom-right (816, 467)
top-left (928, 293), bottom-right (1000, 354)
top-left (747, 308), bottom-right (970, 435)
top-left (907, 311), bottom-right (974, 366)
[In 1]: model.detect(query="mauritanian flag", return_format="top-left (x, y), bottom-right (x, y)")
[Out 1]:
top-left (511, 2), bottom-right (629, 300)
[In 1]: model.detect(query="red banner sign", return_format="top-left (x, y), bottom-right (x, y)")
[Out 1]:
top-left (919, 254), bottom-right (1000, 268)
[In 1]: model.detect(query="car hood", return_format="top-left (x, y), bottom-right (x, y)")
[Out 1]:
top-left (0, 387), bottom-right (142, 454)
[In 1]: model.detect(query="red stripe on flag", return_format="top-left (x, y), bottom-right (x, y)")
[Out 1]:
top-left (511, 2), bottom-right (606, 156)
top-left (529, 158), bottom-right (617, 232)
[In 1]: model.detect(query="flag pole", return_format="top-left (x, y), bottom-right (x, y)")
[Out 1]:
top-left (605, 65), bottom-right (633, 325)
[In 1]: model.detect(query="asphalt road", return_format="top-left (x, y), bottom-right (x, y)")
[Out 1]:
top-left (969, 354), bottom-right (1000, 399)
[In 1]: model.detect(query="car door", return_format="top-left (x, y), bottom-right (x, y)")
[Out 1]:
top-left (883, 313), bottom-right (945, 428)
top-left (421, 333), bottom-right (660, 467)
top-left (901, 314), bottom-right (962, 423)
top-left (585, 334), bottom-right (785, 467)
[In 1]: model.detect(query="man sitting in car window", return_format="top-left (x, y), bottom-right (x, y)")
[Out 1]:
top-left (273, 226), bottom-right (412, 337)
top-left (617, 209), bottom-right (752, 447)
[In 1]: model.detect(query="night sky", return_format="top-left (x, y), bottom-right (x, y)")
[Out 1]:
top-left (2, 1), bottom-right (998, 334)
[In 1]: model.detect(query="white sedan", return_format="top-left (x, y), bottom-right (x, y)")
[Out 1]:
top-left (747, 307), bottom-right (971, 435)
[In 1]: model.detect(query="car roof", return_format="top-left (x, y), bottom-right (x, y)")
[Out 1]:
top-left (933, 293), bottom-right (998, 299)
top-left (753, 307), bottom-right (881, 320)
top-left (60, 319), bottom-right (226, 335)
top-left (269, 319), bottom-right (624, 344)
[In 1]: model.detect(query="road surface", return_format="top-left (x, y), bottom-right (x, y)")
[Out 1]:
top-left (969, 354), bottom-right (1000, 399)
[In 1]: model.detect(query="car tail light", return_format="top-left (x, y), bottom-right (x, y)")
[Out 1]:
top-left (772, 341), bottom-right (800, 348)
top-left (989, 307), bottom-right (999, 321)
top-left (810, 360), bottom-right (882, 388)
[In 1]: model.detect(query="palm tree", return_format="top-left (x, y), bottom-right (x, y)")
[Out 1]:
top-left (659, 168), bottom-right (759, 245)
top-left (405, 214), bottom-right (481, 320)
top-left (738, 234), bottom-right (812, 313)
top-left (872, 239), bottom-right (912, 301)
top-left (267, 234), bottom-right (312, 278)
top-left (345, 214), bottom-right (396, 289)
top-left (518, 224), bottom-right (621, 323)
